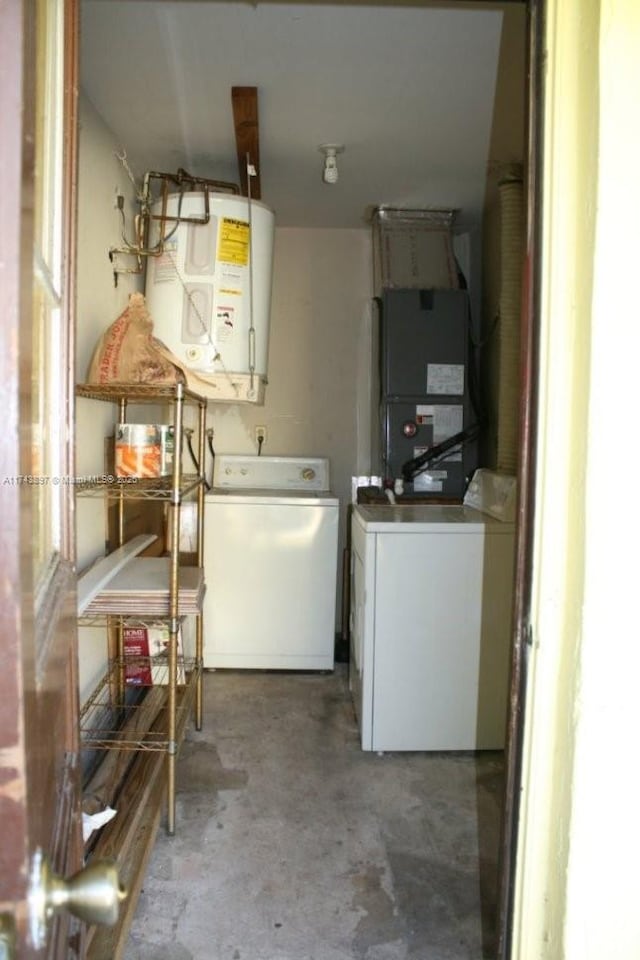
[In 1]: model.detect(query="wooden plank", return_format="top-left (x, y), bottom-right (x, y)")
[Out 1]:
top-left (86, 752), bottom-right (165, 960)
top-left (231, 86), bottom-right (261, 199)
top-left (82, 687), bottom-right (167, 816)
top-left (85, 705), bottom-right (170, 958)
top-left (113, 798), bottom-right (163, 960)
top-left (77, 534), bottom-right (158, 615)
top-left (84, 683), bottom-right (197, 957)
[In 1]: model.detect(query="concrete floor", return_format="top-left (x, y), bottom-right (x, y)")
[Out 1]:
top-left (124, 666), bottom-right (504, 960)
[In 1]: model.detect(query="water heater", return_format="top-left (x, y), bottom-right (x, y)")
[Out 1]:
top-left (145, 192), bottom-right (275, 403)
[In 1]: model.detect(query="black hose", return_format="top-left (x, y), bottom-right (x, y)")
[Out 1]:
top-left (401, 422), bottom-right (482, 483)
top-left (207, 432), bottom-right (215, 489)
top-left (185, 428), bottom-right (211, 491)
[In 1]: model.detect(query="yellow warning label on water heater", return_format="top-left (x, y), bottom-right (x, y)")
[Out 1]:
top-left (218, 218), bottom-right (250, 266)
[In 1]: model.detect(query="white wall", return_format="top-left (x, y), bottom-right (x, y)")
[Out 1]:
top-left (76, 93), bottom-right (143, 700)
top-left (555, 1), bottom-right (640, 955)
top-left (206, 227), bottom-right (373, 631)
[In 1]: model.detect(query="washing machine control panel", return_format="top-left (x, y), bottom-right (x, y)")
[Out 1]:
top-left (214, 455), bottom-right (329, 491)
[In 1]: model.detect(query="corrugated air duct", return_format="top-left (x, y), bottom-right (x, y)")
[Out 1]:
top-left (496, 166), bottom-right (524, 474)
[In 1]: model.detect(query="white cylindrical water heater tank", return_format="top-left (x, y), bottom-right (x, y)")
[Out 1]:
top-left (145, 192), bottom-right (275, 403)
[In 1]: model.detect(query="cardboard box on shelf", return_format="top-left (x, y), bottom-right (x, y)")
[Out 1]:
top-left (123, 622), bottom-right (185, 685)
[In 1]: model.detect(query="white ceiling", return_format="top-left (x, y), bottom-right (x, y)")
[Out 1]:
top-left (80, 1), bottom-right (507, 229)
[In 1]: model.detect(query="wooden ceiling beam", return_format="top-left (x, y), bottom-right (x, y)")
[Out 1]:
top-left (231, 86), bottom-right (261, 200)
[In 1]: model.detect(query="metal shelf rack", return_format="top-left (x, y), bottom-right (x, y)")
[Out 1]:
top-left (76, 380), bottom-right (207, 835)
top-left (74, 475), bottom-right (202, 499)
top-left (80, 654), bottom-right (199, 751)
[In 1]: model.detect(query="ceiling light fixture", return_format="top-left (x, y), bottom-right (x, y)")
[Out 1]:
top-left (318, 144), bottom-right (345, 185)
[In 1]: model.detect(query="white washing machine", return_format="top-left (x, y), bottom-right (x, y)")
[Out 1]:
top-left (349, 470), bottom-right (517, 751)
top-left (203, 455), bottom-right (339, 670)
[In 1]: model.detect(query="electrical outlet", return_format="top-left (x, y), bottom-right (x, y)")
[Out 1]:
top-left (255, 425), bottom-right (267, 446)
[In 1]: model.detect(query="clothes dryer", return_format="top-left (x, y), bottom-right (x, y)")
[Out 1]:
top-left (349, 471), bottom-right (516, 751)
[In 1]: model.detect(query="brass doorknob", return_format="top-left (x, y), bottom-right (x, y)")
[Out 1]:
top-left (29, 850), bottom-right (127, 947)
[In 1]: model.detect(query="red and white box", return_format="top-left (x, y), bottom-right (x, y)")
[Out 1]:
top-left (123, 623), bottom-right (185, 686)
top-left (115, 424), bottom-right (174, 478)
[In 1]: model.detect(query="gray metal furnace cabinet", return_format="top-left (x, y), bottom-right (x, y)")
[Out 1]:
top-left (379, 289), bottom-right (478, 496)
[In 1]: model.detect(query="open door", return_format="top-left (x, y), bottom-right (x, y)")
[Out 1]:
top-left (496, 1), bottom-right (544, 956)
top-left (0, 0), bottom-right (82, 954)
top-left (0, 2), bottom-right (123, 956)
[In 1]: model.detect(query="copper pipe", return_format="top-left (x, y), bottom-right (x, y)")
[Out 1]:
top-left (111, 167), bottom-right (239, 267)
